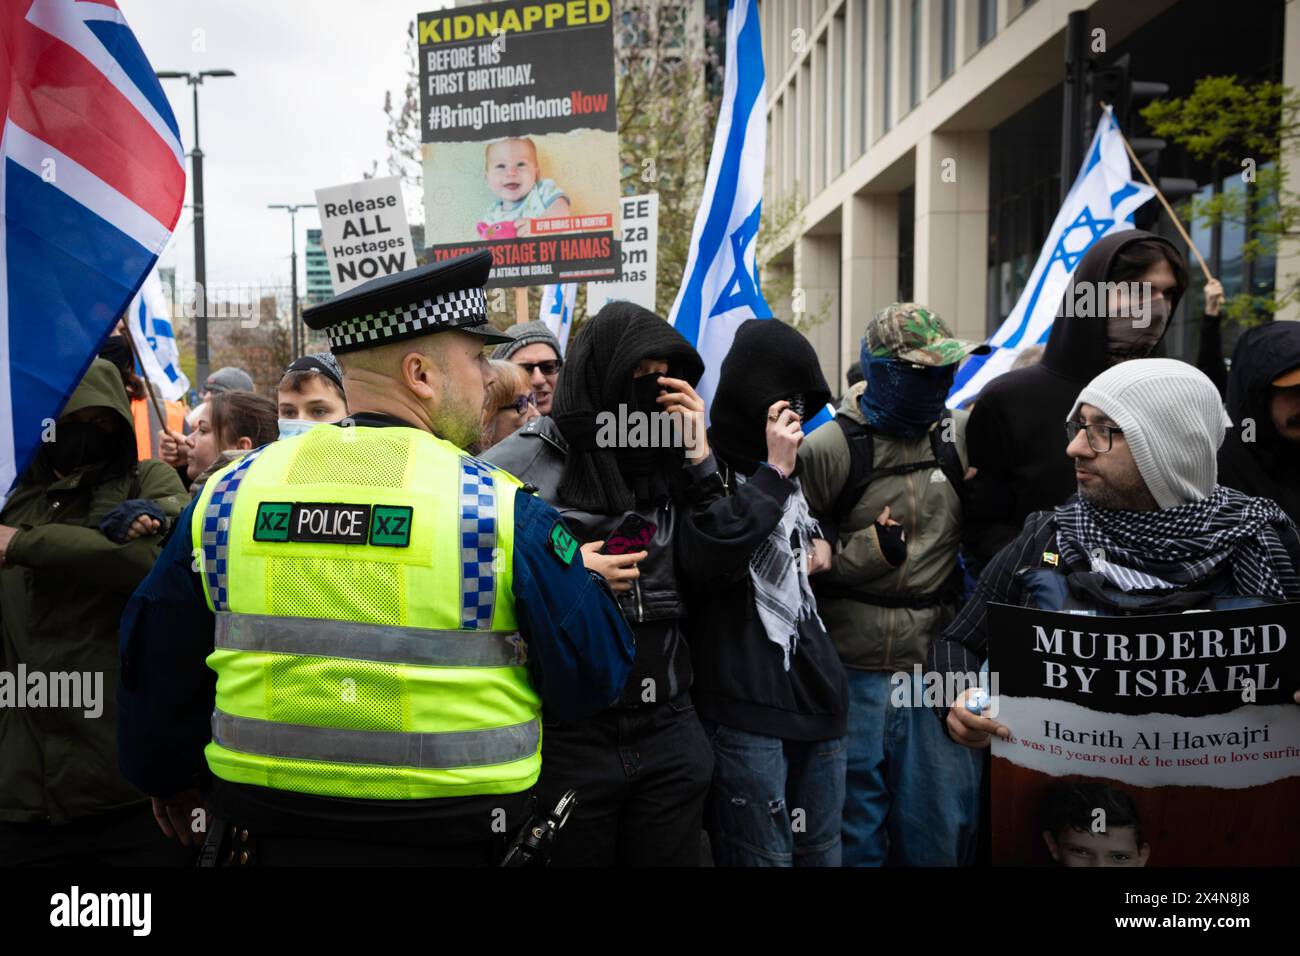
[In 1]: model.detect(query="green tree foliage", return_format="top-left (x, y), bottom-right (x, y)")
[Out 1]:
top-left (1142, 76), bottom-right (1300, 323)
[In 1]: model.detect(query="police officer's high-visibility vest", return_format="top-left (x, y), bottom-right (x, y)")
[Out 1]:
top-left (190, 424), bottom-right (542, 800)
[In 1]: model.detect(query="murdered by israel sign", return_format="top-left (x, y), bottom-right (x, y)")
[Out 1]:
top-left (314, 176), bottom-right (416, 293)
top-left (985, 602), bottom-right (1300, 866)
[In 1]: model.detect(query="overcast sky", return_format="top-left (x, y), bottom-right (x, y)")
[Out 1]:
top-left (122, 0), bottom-right (452, 297)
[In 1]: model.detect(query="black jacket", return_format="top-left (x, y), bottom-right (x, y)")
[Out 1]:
top-left (1218, 321), bottom-right (1300, 527)
top-left (682, 459), bottom-right (848, 741)
top-left (485, 417), bottom-right (719, 708)
top-left (962, 231), bottom-right (1182, 571)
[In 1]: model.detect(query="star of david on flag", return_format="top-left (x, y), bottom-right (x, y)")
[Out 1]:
top-left (948, 108), bottom-right (1154, 408)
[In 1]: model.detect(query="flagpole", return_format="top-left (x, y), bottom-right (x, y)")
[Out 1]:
top-left (1101, 103), bottom-right (1214, 283)
top-left (118, 322), bottom-right (171, 437)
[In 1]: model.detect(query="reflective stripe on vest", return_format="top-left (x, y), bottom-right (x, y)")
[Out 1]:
top-left (212, 710), bottom-right (541, 770)
top-left (215, 611), bottom-right (528, 668)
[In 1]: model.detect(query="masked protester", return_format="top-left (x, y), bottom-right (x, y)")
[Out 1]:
top-left (0, 359), bottom-right (190, 865)
top-left (276, 352), bottom-right (348, 439)
top-left (685, 319), bottom-right (849, 866)
top-left (932, 359), bottom-right (1300, 750)
top-left (1217, 321), bottom-right (1300, 526)
top-left (963, 231), bottom-right (1189, 575)
top-left (484, 301), bottom-right (719, 866)
top-left (798, 304), bottom-right (987, 867)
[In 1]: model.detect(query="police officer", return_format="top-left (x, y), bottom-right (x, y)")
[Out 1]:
top-left (117, 251), bottom-right (636, 865)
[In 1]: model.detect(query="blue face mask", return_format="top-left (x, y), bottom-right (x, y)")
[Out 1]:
top-left (857, 346), bottom-right (955, 439)
top-left (278, 419), bottom-right (317, 440)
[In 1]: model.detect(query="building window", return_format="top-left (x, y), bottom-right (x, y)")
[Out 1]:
top-left (978, 0), bottom-right (997, 47)
top-left (897, 184), bottom-right (914, 301)
top-left (801, 62), bottom-right (811, 200)
top-left (908, 0), bottom-right (920, 110)
top-left (859, 0), bottom-right (869, 154)
top-left (882, 0), bottom-right (893, 132)
top-left (818, 37), bottom-right (829, 190)
top-left (940, 0), bottom-right (955, 79)
top-left (837, 13), bottom-right (846, 175)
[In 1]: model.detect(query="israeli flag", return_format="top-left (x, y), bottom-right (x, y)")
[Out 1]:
top-left (539, 282), bottom-right (575, 356)
top-left (948, 107), bottom-right (1155, 408)
top-left (126, 267), bottom-right (190, 402)
top-left (668, 0), bottom-right (772, 409)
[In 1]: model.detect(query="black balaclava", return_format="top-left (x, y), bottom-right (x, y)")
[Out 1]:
top-left (708, 319), bottom-right (831, 475)
top-left (553, 302), bottom-right (704, 514)
top-left (43, 418), bottom-right (124, 477)
top-left (1041, 230), bottom-right (1185, 383)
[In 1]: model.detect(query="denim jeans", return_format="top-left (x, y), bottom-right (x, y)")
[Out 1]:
top-left (703, 721), bottom-right (847, 867)
top-left (841, 670), bottom-right (982, 866)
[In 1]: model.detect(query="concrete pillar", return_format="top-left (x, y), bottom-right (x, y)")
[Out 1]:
top-left (914, 128), bottom-right (989, 342)
top-left (796, 233), bottom-right (843, 390)
top-left (1276, 0), bottom-right (1300, 321)
top-left (841, 192), bottom-right (899, 377)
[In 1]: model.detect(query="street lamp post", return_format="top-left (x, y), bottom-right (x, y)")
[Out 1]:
top-left (157, 69), bottom-right (236, 391)
top-left (269, 204), bottom-right (317, 358)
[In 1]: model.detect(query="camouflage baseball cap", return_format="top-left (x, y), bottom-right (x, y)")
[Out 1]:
top-left (864, 302), bottom-right (991, 367)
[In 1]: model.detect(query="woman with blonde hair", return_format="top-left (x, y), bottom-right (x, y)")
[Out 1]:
top-left (479, 359), bottom-right (539, 451)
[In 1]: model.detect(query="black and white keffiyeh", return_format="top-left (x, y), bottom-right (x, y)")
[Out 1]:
top-left (741, 474), bottom-right (825, 670)
top-left (1054, 485), bottom-right (1300, 600)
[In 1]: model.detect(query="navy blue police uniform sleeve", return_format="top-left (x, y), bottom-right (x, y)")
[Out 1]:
top-left (117, 496), bottom-right (218, 797)
top-left (511, 490), bottom-right (635, 721)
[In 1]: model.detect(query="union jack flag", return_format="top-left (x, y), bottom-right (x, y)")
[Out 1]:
top-left (0, 0), bottom-right (185, 491)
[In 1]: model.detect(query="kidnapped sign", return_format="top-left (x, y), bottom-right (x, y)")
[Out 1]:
top-left (987, 602), bottom-right (1300, 865)
top-left (314, 176), bottom-right (416, 293)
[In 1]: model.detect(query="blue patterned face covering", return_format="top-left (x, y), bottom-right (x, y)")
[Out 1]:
top-left (857, 347), bottom-right (955, 439)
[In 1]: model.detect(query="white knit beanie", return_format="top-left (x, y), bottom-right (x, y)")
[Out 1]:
top-left (1068, 358), bottom-right (1232, 510)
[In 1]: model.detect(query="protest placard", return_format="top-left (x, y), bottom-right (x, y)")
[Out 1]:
top-left (417, 0), bottom-right (620, 287)
top-left (314, 177), bottom-right (416, 293)
top-left (587, 193), bottom-right (658, 313)
top-left (988, 602), bottom-right (1300, 865)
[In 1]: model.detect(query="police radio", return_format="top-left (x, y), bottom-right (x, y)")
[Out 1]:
top-left (500, 790), bottom-right (577, 867)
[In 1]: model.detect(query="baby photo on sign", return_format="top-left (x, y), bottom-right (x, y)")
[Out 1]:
top-left (424, 128), bottom-right (619, 245)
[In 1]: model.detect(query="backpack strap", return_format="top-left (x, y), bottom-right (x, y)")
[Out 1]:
top-left (929, 416), bottom-right (968, 505)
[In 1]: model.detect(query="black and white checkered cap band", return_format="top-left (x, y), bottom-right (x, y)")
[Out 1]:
top-left (327, 288), bottom-right (488, 351)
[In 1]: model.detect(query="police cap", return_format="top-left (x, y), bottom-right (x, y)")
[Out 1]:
top-left (302, 249), bottom-right (511, 354)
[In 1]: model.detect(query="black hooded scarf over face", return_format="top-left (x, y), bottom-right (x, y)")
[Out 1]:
top-left (1042, 229), bottom-right (1184, 380)
top-left (553, 302), bottom-right (704, 514)
top-left (1218, 321), bottom-right (1300, 524)
top-left (708, 319), bottom-right (831, 476)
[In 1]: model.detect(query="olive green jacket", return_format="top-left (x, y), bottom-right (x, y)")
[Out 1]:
top-left (0, 360), bottom-right (188, 824)
top-left (798, 382), bottom-right (969, 671)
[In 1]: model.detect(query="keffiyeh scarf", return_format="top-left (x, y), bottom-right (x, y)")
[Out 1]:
top-left (742, 474), bottom-right (825, 670)
top-left (1054, 485), bottom-right (1300, 600)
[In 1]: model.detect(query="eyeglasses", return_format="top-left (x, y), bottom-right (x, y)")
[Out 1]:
top-left (500, 393), bottom-right (538, 415)
top-left (1065, 420), bottom-right (1124, 453)
top-left (517, 359), bottom-right (563, 377)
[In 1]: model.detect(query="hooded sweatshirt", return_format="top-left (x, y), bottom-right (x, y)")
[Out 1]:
top-left (687, 319), bottom-right (847, 740)
top-left (0, 359), bottom-right (188, 824)
top-left (962, 230), bottom-right (1183, 571)
top-left (1218, 321), bottom-right (1300, 526)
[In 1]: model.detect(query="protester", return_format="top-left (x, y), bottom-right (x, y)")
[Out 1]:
top-left (484, 301), bottom-right (717, 866)
top-left (1217, 321), bottom-right (1300, 527)
top-left (185, 391), bottom-right (278, 493)
top-left (98, 333), bottom-right (187, 461)
top-left (491, 320), bottom-right (563, 416)
top-left (962, 231), bottom-right (1190, 575)
top-left (798, 303), bottom-right (985, 866)
top-left (686, 318), bottom-right (849, 867)
top-left (932, 359), bottom-right (1300, 749)
top-left (276, 352), bottom-right (348, 438)
top-left (201, 366), bottom-right (255, 400)
top-left (0, 359), bottom-right (190, 864)
top-left (479, 359), bottom-right (538, 451)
